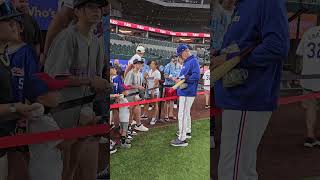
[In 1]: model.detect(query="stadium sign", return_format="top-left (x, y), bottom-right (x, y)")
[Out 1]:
top-left (28, 0), bottom-right (58, 30)
top-left (111, 19), bottom-right (211, 38)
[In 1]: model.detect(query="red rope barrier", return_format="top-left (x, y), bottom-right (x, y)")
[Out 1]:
top-left (0, 124), bottom-right (111, 149)
top-left (0, 91), bottom-right (318, 149)
top-left (278, 92), bottom-right (320, 105)
top-left (110, 91), bottom-right (206, 109)
top-left (210, 92), bottom-right (320, 116)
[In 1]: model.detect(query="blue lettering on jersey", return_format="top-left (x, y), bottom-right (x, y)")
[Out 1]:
top-left (306, 42), bottom-right (320, 59)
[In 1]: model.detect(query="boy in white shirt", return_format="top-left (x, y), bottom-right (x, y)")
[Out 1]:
top-left (24, 73), bottom-right (80, 180)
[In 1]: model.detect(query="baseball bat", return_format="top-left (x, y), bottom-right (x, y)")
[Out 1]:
top-left (172, 79), bottom-right (186, 90)
top-left (211, 46), bottom-right (256, 82)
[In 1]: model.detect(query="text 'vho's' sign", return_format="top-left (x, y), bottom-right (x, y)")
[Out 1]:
top-left (29, 0), bottom-right (58, 30)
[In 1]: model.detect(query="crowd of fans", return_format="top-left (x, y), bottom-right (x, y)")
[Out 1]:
top-left (108, 45), bottom-right (210, 152)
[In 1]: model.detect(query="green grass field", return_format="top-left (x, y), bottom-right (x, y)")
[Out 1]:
top-left (110, 119), bottom-right (210, 180)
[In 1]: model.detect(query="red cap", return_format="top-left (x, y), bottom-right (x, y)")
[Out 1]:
top-left (35, 73), bottom-right (70, 91)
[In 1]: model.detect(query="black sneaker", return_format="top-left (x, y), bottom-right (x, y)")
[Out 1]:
top-left (97, 167), bottom-right (110, 179)
top-left (170, 138), bottom-right (188, 147)
top-left (304, 137), bottom-right (320, 148)
top-left (176, 132), bottom-right (191, 139)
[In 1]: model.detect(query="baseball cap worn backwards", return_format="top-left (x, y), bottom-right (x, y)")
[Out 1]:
top-left (133, 58), bottom-right (144, 64)
top-left (0, 1), bottom-right (22, 21)
top-left (136, 46), bottom-right (145, 53)
top-left (25, 73), bottom-right (70, 101)
top-left (176, 44), bottom-right (189, 57)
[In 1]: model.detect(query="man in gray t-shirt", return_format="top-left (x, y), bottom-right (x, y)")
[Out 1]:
top-left (124, 58), bottom-right (149, 132)
top-left (44, 1), bottom-right (108, 180)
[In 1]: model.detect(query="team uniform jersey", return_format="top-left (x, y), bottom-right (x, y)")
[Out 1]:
top-left (124, 70), bottom-right (143, 102)
top-left (44, 24), bottom-right (104, 128)
top-left (147, 69), bottom-right (161, 95)
top-left (8, 43), bottom-right (39, 102)
top-left (112, 75), bottom-right (124, 94)
top-left (296, 26), bottom-right (320, 91)
top-left (177, 55), bottom-right (201, 97)
top-left (203, 69), bottom-right (210, 91)
top-left (215, 0), bottom-right (289, 111)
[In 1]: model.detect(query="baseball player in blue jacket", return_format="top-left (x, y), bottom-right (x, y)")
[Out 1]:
top-left (213, 0), bottom-right (289, 179)
top-left (171, 44), bottom-right (200, 147)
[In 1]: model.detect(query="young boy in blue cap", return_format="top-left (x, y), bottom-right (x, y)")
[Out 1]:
top-left (171, 44), bottom-right (200, 147)
top-left (24, 72), bottom-right (82, 180)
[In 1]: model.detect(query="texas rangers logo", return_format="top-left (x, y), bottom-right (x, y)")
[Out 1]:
top-left (11, 67), bottom-right (24, 77)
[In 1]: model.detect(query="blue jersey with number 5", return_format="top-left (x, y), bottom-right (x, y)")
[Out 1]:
top-left (9, 43), bottom-right (39, 102)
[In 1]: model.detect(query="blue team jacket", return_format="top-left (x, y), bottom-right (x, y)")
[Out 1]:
top-left (177, 55), bottom-right (200, 97)
top-left (214, 0), bottom-right (290, 111)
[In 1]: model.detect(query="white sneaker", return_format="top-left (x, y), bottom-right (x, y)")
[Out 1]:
top-left (110, 140), bottom-right (116, 147)
top-left (110, 142), bottom-right (117, 154)
top-left (127, 135), bottom-right (133, 140)
top-left (131, 120), bottom-right (137, 126)
top-left (150, 118), bottom-right (157, 125)
top-left (174, 104), bottom-right (178, 109)
top-left (135, 124), bottom-right (149, 132)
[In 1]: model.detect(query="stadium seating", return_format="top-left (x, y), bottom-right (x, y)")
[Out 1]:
top-left (110, 33), bottom-right (209, 65)
top-left (110, 33), bottom-right (124, 41)
top-left (123, 36), bottom-right (179, 48)
top-left (110, 43), bottom-right (174, 61)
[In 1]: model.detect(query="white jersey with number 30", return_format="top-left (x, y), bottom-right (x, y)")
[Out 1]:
top-left (296, 26), bottom-right (320, 91)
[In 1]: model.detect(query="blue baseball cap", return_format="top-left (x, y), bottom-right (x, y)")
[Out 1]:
top-left (25, 73), bottom-right (70, 101)
top-left (0, 1), bottom-right (22, 21)
top-left (176, 44), bottom-right (189, 57)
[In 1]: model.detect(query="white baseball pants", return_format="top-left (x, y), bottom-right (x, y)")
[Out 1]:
top-left (178, 96), bottom-right (195, 141)
top-left (218, 110), bottom-right (272, 180)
